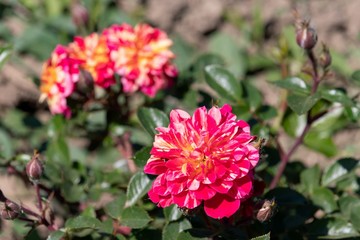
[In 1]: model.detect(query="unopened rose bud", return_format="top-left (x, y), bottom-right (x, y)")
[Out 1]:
top-left (254, 199), bottom-right (276, 222)
top-left (1, 200), bottom-right (20, 220)
top-left (296, 21), bottom-right (317, 50)
top-left (319, 43), bottom-right (331, 69)
top-left (71, 1), bottom-right (89, 28)
top-left (253, 138), bottom-right (265, 150)
top-left (26, 151), bottom-right (43, 182)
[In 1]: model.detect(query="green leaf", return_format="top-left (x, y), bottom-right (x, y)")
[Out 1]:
top-left (137, 107), bottom-right (169, 138)
top-left (273, 77), bottom-right (310, 94)
top-left (0, 44), bottom-right (12, 70)
top-left (251, 233), bottom-right (271, 240)
top-left (193, 53), bottom-right (225, 83)
top-left (331, 51), bottom-right (353, 77)
top-left (61, 183), bottom-right (85, 203)
top-left (2, 109), bottom-right (30, 136)
top-left (204, 65), bottom-right (243, 102)
top-left (307, 218), bottom-right (359, 239)
top-left (300, 165), bottom-right (320, 194)
top-left (256, 106), bottom-right (278, 121)
top-left (172, 36), bottom-right (195, 73)
top-left (243, 81), bottom-right (262, 111)
top-left (283, 112), bottom-right (307, 137)
top-left (208, 32), bottom-right (246, 78)
top-left (0, 129), bottom-right (13, 159)
top-left (311, 187), bottom-right (338, 213)
top-left (46, 231), bottom-right (65, 240)
top-left (311, 106), bottom-right (344, 133)
top-left (350, 202), bottom-right (360, 231)
top-left (351, 70), bottom-right (360, 83)
top-left (48, 115), bottom-right (66, 138)
top-left (339, 195), bottom-right (360, 220)
top-left (14, 25), bottom-right (59, 60)
top-left (133, 147), bottom-right (151, 168)
top-left (97, 218), bottom-right (114, 235)
top-left (105, 193), bottom-right (126, 219)
top-left (287, 93), bottom-right (320, 115)
top-left (321, 89), bottom-right (354, 107)
top-left (321, 158), bottom-right (359, 186)
top-left (304, 131), bottom-right (337, 157)
top-left (121, 206), bottom-right (151, 229)
top-left (163, 219), bottom-right (192, 240)
top-left (65, 216), bottom-right (101, 231)
top-left (86, 110), bottom-right (106, 131)
top-left (126, 171), bottom-right (153, 206)
top-left (164, 205), bottom-right (183, 222)
top-left (344, 104), bottom-right (360, 122)
top-left (81, 207), bottom-right (96, 218)
top-left (336, 174), bottom-right (359, 192)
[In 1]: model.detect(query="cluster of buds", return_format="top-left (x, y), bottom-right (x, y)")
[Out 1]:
top-left (294, 12), bottom-right (332, 73)
top-left (40, 23), bottom-right (177, 117)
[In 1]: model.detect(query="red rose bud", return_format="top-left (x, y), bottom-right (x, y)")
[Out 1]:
top-left (296, 21), bottom-right (317, 50)
top-left (1, 200), bottom-right (21, 220)
top-left (254, 199), bottom-right (276, 222)
top-left (319, 43), bottom-right (331, 69)
top-left (26, 152), bottom-right (43, 182)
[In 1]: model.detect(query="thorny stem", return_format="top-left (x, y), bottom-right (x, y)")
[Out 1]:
top-left (308, 49), bottom-right (320, 94)
top-left (35, 183), bottom-right (43, 218)
top-left (20, 203), bottom-right (42, 219)
top-left (270, 123), bottom-right (311, 189)
top-left (116, 132), bottom-right (137, 173)
top-left (1, 166), bottom-right (57, 229)
top-left (270, 48), bottom-right (322, 189)
top-left (20, 202), bottom-right (53, 228)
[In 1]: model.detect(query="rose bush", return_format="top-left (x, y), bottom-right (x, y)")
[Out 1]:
top-left (0, 2), bottom-right (359, 240)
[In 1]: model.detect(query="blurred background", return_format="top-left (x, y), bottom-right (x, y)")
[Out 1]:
top-left (0, 0), bottom-right (360, 238)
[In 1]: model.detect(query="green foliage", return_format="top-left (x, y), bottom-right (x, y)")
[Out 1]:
top-left (137, 107), bottom-right (169, 137)
top-left (0, 44), bottom-right (12, 70)
top-left (126, 172), bottom-right (153, 207)
top-left (0, 2), bottom-right (359, 240)
top-left (204, 65), bottom-right (243, 102)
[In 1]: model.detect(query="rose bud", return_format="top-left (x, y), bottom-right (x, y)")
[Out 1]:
top-left (1, 200), bottom-right (21, 220)
top-left (319, 43), bottom-right (331, 69)
top-left (26, 151), bottom-right (43, 182)
top-left (296, 20), bottom-right (317, 50)
top-left (254, 199), bottom-right (276, 222)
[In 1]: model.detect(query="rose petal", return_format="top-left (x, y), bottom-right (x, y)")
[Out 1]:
top-left (204, 194), bottom-right (240, 219)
